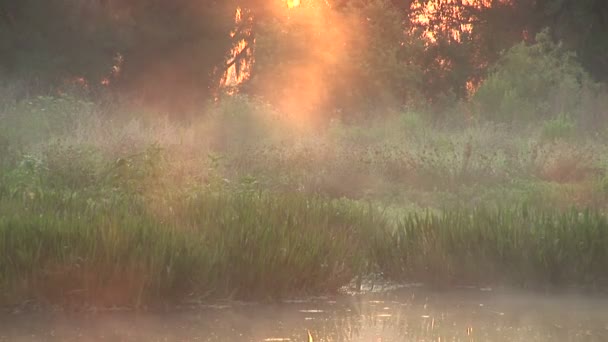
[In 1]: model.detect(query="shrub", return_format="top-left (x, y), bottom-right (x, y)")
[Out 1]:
top-left (536, 143), bottom-right (600, 183)
top-left (474, 29), bottom-right (595, 124)
top-left (42, 142), bottom-right (102, 190)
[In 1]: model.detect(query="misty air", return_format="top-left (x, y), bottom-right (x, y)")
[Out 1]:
top-left (1, 0), bottom-right (608, 341)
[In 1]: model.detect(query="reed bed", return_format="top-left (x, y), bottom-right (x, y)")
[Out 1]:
top-left (378, 206), bottom-right (608, 288)
top-left (2, 185), bottom-right (607, 309)
top-left (2, 96), bottom-right (608, 308)
top-left (0, 191), bottom-right (388, 308)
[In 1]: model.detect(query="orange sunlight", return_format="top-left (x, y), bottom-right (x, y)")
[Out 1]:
top-left (221, 6), bottom-right (254, 92)
top-left (251, 0), bottom-right (354, 130)
top-left (217, 0), bottom-right (345, 130)
top-left (287, 0), bottom-right (301, 9)
top-left (412, 0), bottom-right (499, 42)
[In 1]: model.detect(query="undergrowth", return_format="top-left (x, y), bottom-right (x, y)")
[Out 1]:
top-left (1, 94), bottom-right (608, 308)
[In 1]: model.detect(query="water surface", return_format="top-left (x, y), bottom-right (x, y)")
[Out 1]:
top-left (1, 286), bottom-right (607, 341)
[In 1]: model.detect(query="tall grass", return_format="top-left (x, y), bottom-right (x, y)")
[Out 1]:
top-left (2, 94), bottom-right (608, 308)
top-left (2, 94), bottom-right (607, 210)
top-left (0, 190), bottom-right (388, 308)
top-left (378, 206), bottom-right (608, 288)
top-left (2, 189), bottom-right (607, 309)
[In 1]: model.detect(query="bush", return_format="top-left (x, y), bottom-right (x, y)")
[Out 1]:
top-left (0, 154), bottom-right (46, 201)
top-left (42, 142), bottom-right (102, 190)
top-left (474, 29), bottom-right (596, 124)
top-left (536, 143), bottom-right (600, 184)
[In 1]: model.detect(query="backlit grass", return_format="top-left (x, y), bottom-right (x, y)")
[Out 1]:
top-left (0, 190), bottom-right (388, 308)
top-left (2, 184), bottom-right (607, 309)
top-left (378, 206), bottom-right (608, 288)
top-left (1, 95), bottom-right (608, 308)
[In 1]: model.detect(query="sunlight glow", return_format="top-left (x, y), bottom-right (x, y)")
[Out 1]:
top-left (287, 0), bottom-right (301, 9)
top-left (221, 7), bottom-right (254, 92)
top-left (411, 0), bottom-right (500, 42)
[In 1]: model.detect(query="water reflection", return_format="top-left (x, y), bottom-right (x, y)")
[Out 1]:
top-left (1, 287), bottom-right (607, 341)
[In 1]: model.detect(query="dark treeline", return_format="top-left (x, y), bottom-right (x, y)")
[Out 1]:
top-left (1, 0), bottom-right (607, 117)
top-left (3, 1), bottom-right (608, 308)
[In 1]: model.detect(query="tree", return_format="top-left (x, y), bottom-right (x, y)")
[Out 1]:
top-left (245, 0), bottom-right (426, 120)
top-left (532, 0), bottom-right (608, 82)
top-left (0, 0), bottom-right (243, 109)
top-left (473, 29), bottom-right (595, 124)
top-left (0, 0), bottom-right (116, 90)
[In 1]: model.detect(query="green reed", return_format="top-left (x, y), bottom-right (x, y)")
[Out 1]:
top-left (379, 206), bottom-right (608, 288)
top-left (0, 190), bottom-right (388, 308)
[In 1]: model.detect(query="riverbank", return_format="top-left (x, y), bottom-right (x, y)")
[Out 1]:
top-left (2, 96), bottom-right (608, 309)
top-left (2, 189), bottom-right (607, 309)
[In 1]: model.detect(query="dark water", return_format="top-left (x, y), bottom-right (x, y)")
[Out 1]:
top-left (1, 286), bottom-right (607, 341)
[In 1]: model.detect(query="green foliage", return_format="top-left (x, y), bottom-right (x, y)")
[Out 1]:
top-left (1, 94), bottom-right (608, 308)
top-left (474, 29), bottom-right (595, 124)
top-left (0, 0), bottom-right (117, 83)
top-left (541, 115), bottom-right (576, 142)
top-left (0, 154), bottom-right (46, 202)
top-left (1, 0), bottom-right (606, 116)
top-left (600, 173), bottom-right (608, 198)
top-left (206, 95), bottom-right (280, 153)
top-left (2, 183), bottom-right (608, 308)
top-left (0, 0), bottom-right (241, 107)
top-left (381, 206), bottom-right (608, 287)
top-left (42, 142), bottom-right (102, 190)
top-left (0, 190), bottom-right (387, 307)
top-left (399, 111), bottom-right (428, 136)
top-left (532, 0), bottom-right (608, 82)
top-left (0, 95), bottom-right (94, 147)
top-left (327, 111), bottom-right (429, 146)
top-left (0, 133), bottom-right (10, 165)
top-left (343, 0), bottom-right (425, 110)
top-left (251, 0), bottom-right (425, 116)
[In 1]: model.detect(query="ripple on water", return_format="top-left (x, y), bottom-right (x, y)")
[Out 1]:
top-left (1, 287), bottom-right (607, 341)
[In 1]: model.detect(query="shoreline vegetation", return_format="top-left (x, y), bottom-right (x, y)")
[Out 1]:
top-left (1, 190), bottom-right (607, 309)
top-left (2, 0), bottom-right (608, 313)
top-left (1, 95), bottom-right (607, 309)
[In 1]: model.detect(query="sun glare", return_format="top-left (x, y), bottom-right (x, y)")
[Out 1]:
top-left (412, 0), bottom-right (498, 42)
top-left (287, 0), bottom-right (301, 9)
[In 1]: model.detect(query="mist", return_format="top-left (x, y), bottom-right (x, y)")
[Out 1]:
top-left (1, 0), bottom-right (608, 341)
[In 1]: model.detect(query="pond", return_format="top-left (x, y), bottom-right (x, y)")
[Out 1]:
top-left (1, 285), bottom-right (607, 341)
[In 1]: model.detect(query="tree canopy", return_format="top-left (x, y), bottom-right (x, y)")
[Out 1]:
top-left (1, 0), bottom-right (606, 116)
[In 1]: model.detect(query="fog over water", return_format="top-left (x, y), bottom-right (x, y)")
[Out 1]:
top-left (2, 287), bottom-right (607, 342)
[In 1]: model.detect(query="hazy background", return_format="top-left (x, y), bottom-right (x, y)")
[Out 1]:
top-left (2, 0), bottom-right (608, 211)
top-left (1, 0), bottom-right (607, 121)
top-left (1, 0), bottom-right (608, 308)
